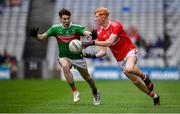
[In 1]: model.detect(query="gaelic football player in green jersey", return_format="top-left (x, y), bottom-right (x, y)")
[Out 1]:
top-left (30, 8), bottom-right (100, 105)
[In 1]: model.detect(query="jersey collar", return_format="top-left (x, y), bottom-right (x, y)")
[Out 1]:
top-left (60, 22), bottom-right (72, 29)
top-left (103, 20), bottom-right (111, 30)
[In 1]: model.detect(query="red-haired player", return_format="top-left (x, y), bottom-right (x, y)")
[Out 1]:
top-left (82, 7), bottom-right (160, 106)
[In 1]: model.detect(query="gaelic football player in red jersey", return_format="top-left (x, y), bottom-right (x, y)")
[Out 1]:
top-left (82, 7), bottom-right (160, 106)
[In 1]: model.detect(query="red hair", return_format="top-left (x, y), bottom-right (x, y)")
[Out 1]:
top-left (95, 7), bottom-right (110, 16)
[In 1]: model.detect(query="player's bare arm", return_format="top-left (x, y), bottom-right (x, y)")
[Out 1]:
top-left (82, 33), bottom-right (119, 47)
top-left (83, 30), bottom-right (97, 40)
top-left (95, 34), bottom-right (119, 46)
top-left (83, 31), bottom-right (91, 37)
top-left (95, 46), bottom-right (107, 57)
top-left (82, 46), bottom-right (106, 58)
top-left (37, 33), bottom-right (48, 40)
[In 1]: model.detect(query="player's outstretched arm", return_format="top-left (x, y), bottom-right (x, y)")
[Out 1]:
top-left (37, 33), bottom-right (48, 40)
top-left (82, 34), bottom-right (119, 47)
top-left (82, 29), bottom-right (97, 48)
top-left (82, 46), bottom-right (106, 58)
top-left (95, 46), bottom-right (107, 57)
top-left (30, 28), bottom-right (48, 41)
top-left (83, 29), bottom-right (97, 40)
top-left (95, 34), bottom-right (118, 46)
top-left (83, 30), bottom-right (91, 37)
top-left (82, 33), bottom-right (118, 48)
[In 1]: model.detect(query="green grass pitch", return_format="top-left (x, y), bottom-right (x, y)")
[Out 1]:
top-left (0, 80), bottom-right (180, 113)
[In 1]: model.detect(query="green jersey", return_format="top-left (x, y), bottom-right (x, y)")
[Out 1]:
top-left (46, 23), bottom-right (85, 60)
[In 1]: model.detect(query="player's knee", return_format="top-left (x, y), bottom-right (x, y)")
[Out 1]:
top-left (124, 66), bottom-right (134, 74)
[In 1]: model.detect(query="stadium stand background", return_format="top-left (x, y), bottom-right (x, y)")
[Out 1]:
top-left (0, 0), bottom-right (29, 60)
top-left (0, 0), bottom-right (179, 79)
top-left (49, 0), bottom-right (179, 67)
top-left (0, 0), bottom-right (29, 79)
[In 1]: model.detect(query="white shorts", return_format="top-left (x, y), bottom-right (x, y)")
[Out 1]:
top-left (58, 57), bottom-right (87, 69)
top-left (117, 49), bottom-right (138, 71)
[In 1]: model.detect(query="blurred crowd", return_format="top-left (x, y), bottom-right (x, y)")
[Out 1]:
top-left (127, 26), bottom-right (171, 58)
top-left (0, 50), bottom-right (17, 78)
top-left (0, 0), bottom-right (21, 14)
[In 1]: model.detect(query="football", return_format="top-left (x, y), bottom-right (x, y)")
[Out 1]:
top-left (69, 39), bottom-right (82, 54)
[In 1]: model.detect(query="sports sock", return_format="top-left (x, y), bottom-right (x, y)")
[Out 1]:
top-left (69, 82), bottom-right (77, 92)
top-left (92, 89), bottom-right (97, 96)
top-left (148, 91), bottom-right (158, 98)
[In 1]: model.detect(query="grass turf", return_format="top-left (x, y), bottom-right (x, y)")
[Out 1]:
top-left (0, 80), bottom-right (180, 113)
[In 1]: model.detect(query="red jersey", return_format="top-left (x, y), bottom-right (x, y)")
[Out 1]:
top-left (97, 20), bottom-right (136, 61)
